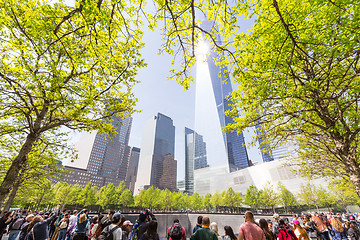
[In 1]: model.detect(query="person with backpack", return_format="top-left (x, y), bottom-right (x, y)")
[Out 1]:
top-left (237, 212), bottom-right (266, 240)
top-left (140, 220), bottom-right (159, 240)
top-left (7, 209), bottom-right (27, 240)
top-left (167, 219), bottom-right (186, 240)
top-left (277, 219), bottom-right (298, 240)
top-left (131, 210), bottom-right (156, 240)
top-left (98, 212), bottom-right (122, 240)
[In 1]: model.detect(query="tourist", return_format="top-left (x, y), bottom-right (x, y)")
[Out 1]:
top-left (277, 219), bottom-right (297, 240)
top-left (66, 210), bottom-right (78, 240)
top-left (210, 222), bottom-right (222, 240)
top-left (167, 219), bottom-right (186, 240)
top-left (57, 214), bottom-right (70, 240)
top-left (259, 219), bottom-right (275, 240)
top-left (102, 212), bottom-right (123, 240)
top-left (18, 214), bottom-right (34, 240)
top-left (90, 215), bottom-right (104, 240)
top-left (25, 204), bottom-right (61, 240)
top-left (122, 220), bottom-right (134, 240)
top-left (193, 216), bottom-right (203, 233)
top-left (238, 211), bottom-right (265, 240)
top-left (72, 209), bottom-right (89, 240)
top-left (223, 226), bottom-right (237, 240)
top-left (7, 209), bottom-right (27, 240)
top-left (330, 217), bottom-right (347, 240)
top-left (345, 221), bottom-right (360, 240)
top-left (312, 214), bottom-right (330, 240)
top-left (102, 210), bottom-right (116, 229)
top-left (190, 216), bottom-right (218, 240)
top-left (303, 215), bottom-right (318, 240)
top-left (131, 210), bottom-right (156, 240)
top-left (272, 214), bottom-right (280, 239)
top-left (293, 219), bottom-right (309, 240)
top-left (0, 211), bottom-right (13, 239)
top-left (140, 220), bottom-right (159, 240)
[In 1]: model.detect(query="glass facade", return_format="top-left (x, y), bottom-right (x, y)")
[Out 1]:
top-left (134, 113), bottom-right (176, 193)
top-left (194, 40), bottom-right (250, 172)
top-left (185, 127), bottom-right (209, 194)
top-left (255, 124), bottom-right (274, 162)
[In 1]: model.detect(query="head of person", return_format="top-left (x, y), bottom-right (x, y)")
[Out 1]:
top-left (21, 210), bottom-right (27, 216)
top-left (98, 214), bottom-right (104, 223)
top-left (62, 209), bottom-right (67, 214)
top-left (293, 219), bottom-right (300, 228)
top-left (197, 216), bottom-right (203, 225)
top-left (146, 220), bottom-right (158, 239)
top-left (279, 219), bottom-right (286, 227)
top-left (224, 226), bottom-right (236, 240)
top-left (259, 219), bottom-right (270, 231)
top-left (26, 214), bottom-right (34, 223)
top-left (27, 215), bottom-right (42, 233)
top-left (73, 210), bottom-right (78, 215)
top-left (273, 213), bottom-right (280, 222)
top-left (122, 220), bottom-right (133, 232)
top-left (92, 216), bottom-right (98, 224)
top-left (210, 222), bottom-right (219, 235)
top-left (174, 219), bottom-right (180, 224)
top-left (267, 219), bottom-right (273, 229)
top-left (139, 212), bottom-right (147, 222)
top-left (79, 212), bottom-right (87, 224)
top-left (109, 210), bottom-right (115, 219)
top-left (244, 211), bottom-right (255, 223)
top-left (112, 212), bottom-right (122, 225)
top-left (202, 216), bottom-right (210, 227)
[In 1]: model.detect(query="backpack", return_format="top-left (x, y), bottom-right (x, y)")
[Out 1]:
top-left (97, 225), bottom-right (120, 240)
top-left (279, 228), bottom-right (296, 240)
top-left (12, 217), bottom-right (25, 230)
top-left (169, 223), bottom-right (183, 240)
top-left (94, 224), bottom-right (103, 238)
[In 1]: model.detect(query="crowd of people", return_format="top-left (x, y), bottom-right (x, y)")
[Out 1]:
top-left (1, 208), bottom-right (360, 240)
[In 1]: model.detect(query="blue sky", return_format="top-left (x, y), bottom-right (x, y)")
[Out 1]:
top-left (63, 0), bottom-right (259, 181)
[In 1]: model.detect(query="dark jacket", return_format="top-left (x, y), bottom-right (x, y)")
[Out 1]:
top-left (18, 222), bottom-right (30, 240)
top-left (25, 210), bottom-right (59, 240)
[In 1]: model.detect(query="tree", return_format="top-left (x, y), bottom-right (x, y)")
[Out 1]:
top-left (260, 182), bottom-right (278, 213)
top-left (210, 191), bottom-right (222, 212)
top-left (152, 0), bottom-right (360, 196)
top-left (190, 192), bottom-right (203, 210)
top-left (223, 187), bottom-right (242, 212)
top-left (0, 0), bottom-right (145, 202)
top-left (298, 183), bottom-right (318, 211)
top-left (119, 190), bottom-right (134, 210)
top-left (329, 179), bottom-right (359, 211)
top-left (316, 186), bottom-right (336, 211)
top-left (244, 185), bottom-right (262, 209)
top-left (203, 193), bottom-right (212, 211)
top-left (277, 183), bottom-right (297, 212)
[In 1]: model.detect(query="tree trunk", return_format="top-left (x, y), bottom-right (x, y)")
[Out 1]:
top-left (350, 173), bottom-right (360, 198)
top-left (0, 133), bottom-right (38, 203)
top-left (3, 179), bottom-right (21, 211)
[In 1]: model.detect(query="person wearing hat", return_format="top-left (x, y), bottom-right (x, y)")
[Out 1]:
top-left (122, 220), bottom-right (134, 240)
top-left (104, 212), bottom-right (122, 240)
top-left (131, 210), bottom-right (156, 240)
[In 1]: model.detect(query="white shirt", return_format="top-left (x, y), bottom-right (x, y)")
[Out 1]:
top-left (69, 215), bottom-right (77, 227)
top-left (108, 224), bottom-right (123, 240)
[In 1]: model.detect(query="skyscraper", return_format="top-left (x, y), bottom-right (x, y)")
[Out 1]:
top-left (194, 36), bottom-right (250, 172)
top-left (125, 147), bottom-right (141, 193)
top-left (185, 127), bottom-right (208, 194)
top-left (255, 124), bottom-right (274, 163)
top-left (134, 113), bottom-right (176, 193)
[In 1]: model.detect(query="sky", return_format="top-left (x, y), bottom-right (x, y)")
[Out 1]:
top-left (63, 0), bottom-right (259, 181)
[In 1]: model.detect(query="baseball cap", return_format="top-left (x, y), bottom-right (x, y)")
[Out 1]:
top-left (293, 219), bottom-right (300, 225)
top-left (112, 212), bottom-right (122, 220)
top-left (123, 220), bottom-right (133, 226)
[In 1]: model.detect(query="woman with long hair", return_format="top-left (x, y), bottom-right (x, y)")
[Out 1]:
top-left (140, 220), bottom-right (159, 240)
top-left (90, 215), bottom-right (104, 240)
top-left (25, 204), bottom-right (60, 240)
top-left (330, 217), bottom-right (347, 240)
top-left (223, 226), bottom-right (237, 240)
top-left (293, 219), bottom-right (310, 240)
top-left (73, 209), bottom-right (89, 240)
top-left (259, 219), bottom-right (275, 240)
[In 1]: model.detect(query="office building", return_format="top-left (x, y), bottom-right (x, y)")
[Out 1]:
top-left (194, 33), bottom-right (250, 173)
top-left (185, 127), bottom-right (209, 194)
top-left (59, 117), bottom-right (133, 188)
top-left (125, 147), bottom-right (141, 193)
top-left (134, 113), bottom-right (176, 193)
